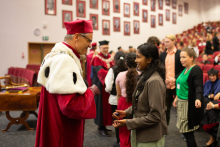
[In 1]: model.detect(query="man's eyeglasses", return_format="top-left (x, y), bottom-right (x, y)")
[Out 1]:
top-left (79, 34), bottom-right (92, 43)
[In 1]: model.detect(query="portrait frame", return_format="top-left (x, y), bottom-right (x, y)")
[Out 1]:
top-left (62, 10), bottom-right (72, 28)
top-left (172, 0), bottom-right (177, 9)
top-left (90, 14), bottom-right (99, 30)
top-left (113, 17), bottom-right (120, 32)
top-left (151, 0), bottom-right (156, 12)
top-left (133, 20), bottom-right (140, 34)
top-left (113, 0), bottom-right (120, 13)
top-left (172, 12), bottom-right (177, 24)
top-left (102, 20), bottom-right (110, 35)
top-left (165, 9), bottom-right (170, 21)
top-left (151, 15), bottom-right (156, 28)
top-left (142, 9), bottom-right (148, 23)
top-left (165, 0), bottom-right (170, 6)
top-left (178, 5), bottom-right (183, 16)
top-left (124, 3), bottom-right (130, 17)
top-left (102, 0), bottom-right (110, 16)
top-left (184, 2), bottom-right (188, 14)
top-left (90, 0), bottom-right (98, 9)
top-left (124, 21), bottom-right (130, 36)
top-left (158, 14), bottom-right (163, 26)
top-left (62, 0), bottom-right (72, 5)
top-left (45, 0), bottom-right (57, 15)
top-left (143, 0), bottom-right (148, 5)
top-left (158, 0), bottom-right (163, 10)
top-left (76, 1), bottom-right (86, 18)
top-left (134, 2), bottom-right (139, 16)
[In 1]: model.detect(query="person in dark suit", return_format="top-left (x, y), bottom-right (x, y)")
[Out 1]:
top-left (205, 34), bottom-right (214, 55)
top-left (213, 32), bottom-right (220, 52)
top-left (201, 54), bottom-right (211, 64)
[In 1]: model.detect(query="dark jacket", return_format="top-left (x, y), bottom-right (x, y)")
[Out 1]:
top-left (205, 41), bottom-right (214, 55)
top-left (160, 49), bottom-right (184, 78)
top-left (186, 65), bottom-right (204, 129)
top-left (213, 36), bottom-right (219, 52)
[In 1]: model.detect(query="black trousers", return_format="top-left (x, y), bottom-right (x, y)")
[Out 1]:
top-left (112, 105), bottom-right (120, 143)
top-left (166, 89), bottom-right (176, 125)
top-left (183, 131), bottom-right (197, 147)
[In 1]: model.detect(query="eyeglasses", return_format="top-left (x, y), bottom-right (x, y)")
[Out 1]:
top-left (79, 34), bottom-right (92, 43)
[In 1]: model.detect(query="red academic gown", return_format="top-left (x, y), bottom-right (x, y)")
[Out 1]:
top-left (86, 50), bottom-right (95, 87)
top-left (35, 87), bottom-right (96, 147)
top-left (91, 53), bottom-right (114, 126)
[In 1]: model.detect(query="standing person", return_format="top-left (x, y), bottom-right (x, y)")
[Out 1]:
top-left (113, 43), bottom-right (167, 147)
top-left (213, 32), bottom-right (220, 52)
top-left (91, 40), bottom-right (114, 136)
top-left (105, 51), bottom-right (128, 147)
top-left (173, 47), bottom-right (204, 147)
top-left (160, 34), bottom-right (184, 125)
top-left (115, 53), bottom-right (139, 147)
top-left (205, 34), bottom-right (214, 55)
top-left (147, 36), bottom-right (160, 47)
top-left (35, 19), bottom-right (100, 147)
top-left (86, 42), bottom-right (97, 87)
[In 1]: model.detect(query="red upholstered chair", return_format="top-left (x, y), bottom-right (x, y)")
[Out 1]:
top-left (214, 51), bottom-right (220, 57)
top-left (208, 55), bottom-right (214, 59)
top-left (197, 64), bottom-right (204, 71)
top-left (203, 64), bottom-right (214, 72)
top-left (203, 73), bottom-right (209, 85)
top-left (196, 58), bottom-right (203, 63)
top-left (207, 59), bottom-right (214, 64)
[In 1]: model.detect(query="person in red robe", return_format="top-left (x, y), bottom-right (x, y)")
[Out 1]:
top-left (35, 19), bottom-right (100, 147)
top-left (91, 40), bottom-right (114, 136)
top-left (86, 42), bottom-right (97, 87)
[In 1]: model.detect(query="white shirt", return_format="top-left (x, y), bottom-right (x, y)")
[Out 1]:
top-left (105, 68), bottom-right (117, 105)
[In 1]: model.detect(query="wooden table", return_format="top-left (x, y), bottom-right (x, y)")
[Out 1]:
top-left (0, 87), bottom-right (41, 132)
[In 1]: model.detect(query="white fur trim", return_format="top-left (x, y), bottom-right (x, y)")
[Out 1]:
top-left (37, 42), bottom-right (87, 94)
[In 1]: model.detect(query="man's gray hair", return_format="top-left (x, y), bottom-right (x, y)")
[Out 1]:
top-left (64, 33), bottom-right (89, 41)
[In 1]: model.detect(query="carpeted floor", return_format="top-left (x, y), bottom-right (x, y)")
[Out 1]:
top-left (0, 107), bottom-right (211, 147)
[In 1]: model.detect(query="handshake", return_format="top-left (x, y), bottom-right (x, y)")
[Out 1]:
top-left (88, 84), bottom-right (100, 96)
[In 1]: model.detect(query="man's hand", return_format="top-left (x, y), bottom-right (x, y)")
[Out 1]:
top-left (89, 84), bottom-right (100, 96)
top-left (209, 94), bottom-right (214, 99)
top-left (112, 119), bottom-right (126, 128)
top-left (112, 110), bottom-right (126, 120)
top-left (206, 102), bottom-right (214, 110)
top-left (195, 99), bottom-right (201, 108)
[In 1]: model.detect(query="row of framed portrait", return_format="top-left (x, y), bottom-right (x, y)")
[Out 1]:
top-left (62, 11), bottom-right (178, 35)
top-left (45, 0), bottom-right (189, 16)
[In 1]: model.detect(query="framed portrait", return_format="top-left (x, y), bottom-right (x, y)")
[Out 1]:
top-left (113, 0), bottom-right (120, 13)
top-left (184, 2), bottom-right (188, 14)
top-left (134, 20), bottom-right (140, 34)
top-left (45, 0), bottom-right (56, 15)
top-left (124, 3), bottom-right (130, 17)
top-left (124, 21), bottom-right (130, 36)
top-left (151, 15), bottom-right (156, 28)
top-left (158, 0), bottom-right (163, 10)
top-left (172, 12), bottom-right (177, 24)
top-left (90, 0), bottom-right (98, 9)
top-left (90, 14), bottom-right (98, 30)
top-left (158, 14), bottom-right (163, 26)
top-left (143, 0), bottom-right (148, 5)
top-left (142, 9), bottom-right (148, 22)
top-left (62, 10), bottom-right (72, 28)
top-left (151, 0), bottom-right (156, 12)
top-left (102, 0), bottom-right (110, 15)
top-left (134, 2), bottom-right (139, 16)
top-left (172, 0), bottom-right (177, 9)
top-left (102, 20), bottom-right (110, 35)
top-left (113, 17), bottom-right (120, 32)
top-left (77, 1), bottom-right (86, 18)
top-left (165, 0), bottom-right (170, 6)
top-left (62, 0), bottom-right (72, 5)
top-left (179, 5), bottom-right (183, 16)
top-left (165, 9), bottom-right (170, 21)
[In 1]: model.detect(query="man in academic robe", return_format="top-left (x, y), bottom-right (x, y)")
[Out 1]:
top-left (86, 42), bottom-right (97, 87)
top-left (35, 19), bottom-right (100, 147)
top-left (91, 40), bottom-right (114, 137)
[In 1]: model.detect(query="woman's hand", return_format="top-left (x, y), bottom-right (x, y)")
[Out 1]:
top-left (173, 96), bottom-right (178, 108)
top-left (112, 119), bottom-right (126, 128)
top-left (195, 99), bottom-right (201, 108)
top-left (112, 110), bottom-right (126, 120)
top-left (214, 93), bottom-right (220, 101)
top-left (206, 102), bottom-right (214, 110)
top-left (209, 94), bottom-right (214, 99)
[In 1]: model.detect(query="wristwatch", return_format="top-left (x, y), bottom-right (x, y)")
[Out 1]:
top-left (212, 104), bottom-right (215, 109)
top-left (208, 95), bottom-right (210, 98)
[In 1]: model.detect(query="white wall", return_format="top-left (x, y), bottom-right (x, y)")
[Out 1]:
top-left (199, 0), bottom-right (220, 22)
top-left (0, 0), bottom-right (201, 77)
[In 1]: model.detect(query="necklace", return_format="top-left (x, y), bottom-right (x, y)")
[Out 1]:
top-left (184, 64), bottom-right (195, 74)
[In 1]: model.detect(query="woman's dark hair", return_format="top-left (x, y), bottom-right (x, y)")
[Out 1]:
top-left (113, 51), bottom-right (128, 76)
top-left (125, 53), bottom-right (138, 103)
top-left (134, 43), bottom-right (165, 98)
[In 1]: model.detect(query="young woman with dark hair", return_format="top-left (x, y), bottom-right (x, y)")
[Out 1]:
top-left (105, 51), bottom-right (127, 147)
top-left (113, 43), bottom-right (167, 147)
top-left (115, 53), bottom-right (139, 147)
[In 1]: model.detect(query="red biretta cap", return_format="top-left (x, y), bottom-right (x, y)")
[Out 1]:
top-left (92, 42), bottom-right (97, 47)
top-left (64, 19), bottom-right (93, 34)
